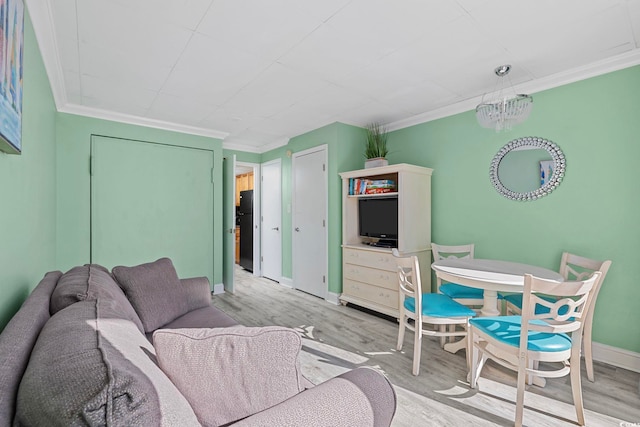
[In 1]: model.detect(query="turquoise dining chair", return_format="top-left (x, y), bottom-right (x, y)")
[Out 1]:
top-left (392, 249), bottom-right (476, 376)
top-left (503, 252), bottom-right (611, 382)
top-left (468, 271), bottom-right (601, 427)
top-left (432, 243), bottom-right (484, 307)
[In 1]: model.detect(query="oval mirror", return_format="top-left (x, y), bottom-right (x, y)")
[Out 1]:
top-left (490, 136), bottom-right (565, 201)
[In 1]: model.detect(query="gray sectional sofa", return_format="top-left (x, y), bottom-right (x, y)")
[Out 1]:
top-left (0, 258), bottom-right (396, 426)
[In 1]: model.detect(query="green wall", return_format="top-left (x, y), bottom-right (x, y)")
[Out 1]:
top-left (0, 13), bottom-right (57, 330)
top-left (223, 149), bottom-right (261, 164)
top-left (387, 66), bottom-right (640, 352)
top-left (56, 114), bottom-right (224, 284)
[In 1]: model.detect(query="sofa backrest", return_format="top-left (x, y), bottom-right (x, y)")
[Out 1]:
top-left (0, 271), bottom-right (61, 426)
top-left (10, 264), bottom-right (201, 426)
top-left (15, 297), bottom-right (201, 426)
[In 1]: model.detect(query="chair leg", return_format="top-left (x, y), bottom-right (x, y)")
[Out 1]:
top-left (583, 328), bottom-right (595, 382)
top-left (465, 322), bottom-right (472, 373)
top-left (515, 354), bottom-right (528, 427)
top-left (396, 316), bottom-right (406, 351)
top-left (526, 360), bottom-right (538, 385)
top-left (439, 325), bottom-right (447, 348)
top-left (413, 322), bottom-right (422, 376)
top-left (571, 341), bottom-right (586, 425)
top-left (469, 327), bottom-right (483, 388)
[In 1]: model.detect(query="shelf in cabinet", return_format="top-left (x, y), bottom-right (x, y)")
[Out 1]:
top-left (346, 191), bottom-right (398, 198)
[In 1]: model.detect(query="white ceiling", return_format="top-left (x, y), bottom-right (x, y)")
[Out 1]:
top-left (27, 0), bottom-right (640, 153)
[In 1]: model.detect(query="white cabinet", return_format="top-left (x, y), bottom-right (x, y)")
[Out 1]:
top-left (339, 163), bottom-right (432, 319)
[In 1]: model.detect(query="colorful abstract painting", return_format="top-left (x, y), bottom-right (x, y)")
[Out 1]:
top-left (0, 0), bottom-right (23, 154)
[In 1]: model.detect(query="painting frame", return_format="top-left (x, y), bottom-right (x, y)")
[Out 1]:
top-left (0, 0), bottom-right (24, 155)
top-left (540, 159), bottom-right (554, 187)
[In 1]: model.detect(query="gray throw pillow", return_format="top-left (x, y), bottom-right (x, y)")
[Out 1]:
top-left (153, 326), bottom-right (305, 427)
top-left (51, 264), bottom-right (145, 333)
top-left (50, 264), bottom-right (109, 314)
top-left (113, 258), bottom-right (189, 333)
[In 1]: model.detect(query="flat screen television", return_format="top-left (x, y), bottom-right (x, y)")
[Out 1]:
top-left (358, 197), bottom-right (398, 247)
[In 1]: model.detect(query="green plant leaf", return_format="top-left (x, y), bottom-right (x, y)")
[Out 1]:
top-left (364, 122), bottom-right (388, 158)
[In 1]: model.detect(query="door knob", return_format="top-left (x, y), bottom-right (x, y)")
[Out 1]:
top-left (272, 227), bottom-right (279, 231)
top-left (295, 227), bottom-right (300, 232)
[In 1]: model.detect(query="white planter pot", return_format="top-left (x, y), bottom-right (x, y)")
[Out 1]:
top-left (364, 157), bottom-right (389, 169)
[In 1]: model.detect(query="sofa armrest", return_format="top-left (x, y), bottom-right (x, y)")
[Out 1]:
top-left (180, 277), bottom-right (211, 311)
top-left (232, 367), bottom-right (397, 427)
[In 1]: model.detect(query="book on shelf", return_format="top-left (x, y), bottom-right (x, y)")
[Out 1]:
top-left (348, 178), bottom-right (396, 195)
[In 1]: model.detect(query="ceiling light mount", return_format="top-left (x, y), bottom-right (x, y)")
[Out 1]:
top-left (476, 64), bottom-right (533, 132)
top-left (494, 64), bottom-right (511, 77)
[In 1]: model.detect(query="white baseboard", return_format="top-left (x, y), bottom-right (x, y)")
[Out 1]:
top-left (325, 292), bottom-right (340, 306)
top-left (592, 342), bottom-right (640, 373)
top-left (279, 277), bottom-right (293, 288)
top-left (212, 283), bottom-right (225, 295)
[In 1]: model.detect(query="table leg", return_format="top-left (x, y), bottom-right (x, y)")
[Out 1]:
top-left (480, 290), bottom-right (500, 317)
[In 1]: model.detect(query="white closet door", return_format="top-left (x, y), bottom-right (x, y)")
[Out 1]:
top-left (292, 146), bottom-right (327, 298)
top-left (91, 136), bottom-right (214, 284)
top-left (261, 159), bottom-right (282, 282)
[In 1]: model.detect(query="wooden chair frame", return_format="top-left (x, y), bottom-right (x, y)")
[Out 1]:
top-left (469, 272), bottom-right (601, 426)
top-left (505, 252), bottom-right (611, 382)
top-left (431, 243), bottom-right (484, 307)
top-left (393, 249), bottom-right (475, 376)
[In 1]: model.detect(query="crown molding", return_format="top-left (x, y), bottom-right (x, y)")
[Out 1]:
top-left (257, 137), bottom-right (290, 153)
top-left (386, 49), bottom-right (640, 132)
top-left (223, 137), bottom-right (289, 154)
top-left (222, 140), bottom-right (263, 153)
top-left (59, 104), bottom-right (229, 140)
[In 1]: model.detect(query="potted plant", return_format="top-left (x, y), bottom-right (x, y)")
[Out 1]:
top-left (364, 122), bottom-right (389, 169)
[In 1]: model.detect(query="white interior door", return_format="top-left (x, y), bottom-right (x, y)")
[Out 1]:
top-left (261, 159), bottom-right (282, 282)
top-left (292, 146), bottom-right (327, 298)
top-left (223, 155), bottom-right (236, 293)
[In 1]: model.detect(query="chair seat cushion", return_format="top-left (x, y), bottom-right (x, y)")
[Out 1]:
top-left (470, 315), bottom-right (571, 352)
top-left (440, 283), bottom-right (484, 300)
top-left (404, 293), bottom-right (476, 318)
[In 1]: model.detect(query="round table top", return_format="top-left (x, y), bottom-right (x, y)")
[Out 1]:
top-left (431, 258), bottom-right (563, 290)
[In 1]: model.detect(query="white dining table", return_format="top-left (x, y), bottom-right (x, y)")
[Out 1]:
top-left (431, 258), bottom-right (564, 385)
top-left (431, 258), bottom-right (564, 317)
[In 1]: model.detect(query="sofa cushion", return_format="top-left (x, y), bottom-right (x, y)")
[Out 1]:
top-left (50, 264), bottom-right (144, 333)
top-left (113, 258), bottom-right (189, 333)
top-left (160, 306), bottom-right (238, 330)
top-left (153, 326), bottom-right (305, 427)
top-left (0, 271), bottom-right (61, 426)
top-left (15, 298), bottom-right (201, 427)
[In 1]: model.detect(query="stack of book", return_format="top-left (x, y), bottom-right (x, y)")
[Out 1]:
top-left (348, 178), bottom-right (396, 195)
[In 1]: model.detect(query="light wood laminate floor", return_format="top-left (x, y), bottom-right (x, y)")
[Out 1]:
top-left (211, 268), bottom-right (640, 426)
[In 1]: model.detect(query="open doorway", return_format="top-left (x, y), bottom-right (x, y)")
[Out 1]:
top-left (234, 162), bottom-right (260, 278)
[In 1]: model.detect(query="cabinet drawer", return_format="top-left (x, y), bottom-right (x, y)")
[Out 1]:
top-left (343, 248), bottom-right (396, 272)
top-left (344, 264), bottom-right (397, 290)
top-left (343, 279), bottom-right (399, 310)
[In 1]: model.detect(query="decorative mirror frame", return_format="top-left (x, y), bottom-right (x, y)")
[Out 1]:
top-left (490, 136), bottom-right (566, 201)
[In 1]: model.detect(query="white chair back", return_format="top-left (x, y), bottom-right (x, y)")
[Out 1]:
top-left (431, 243), bottom-right (474, 261)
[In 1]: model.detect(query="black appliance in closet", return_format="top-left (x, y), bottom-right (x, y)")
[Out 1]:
top-left (238, 190), bottom-right (253, 271)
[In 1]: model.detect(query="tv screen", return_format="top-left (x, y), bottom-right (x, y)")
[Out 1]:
top-left (358, 197), bottom-right (398, 243)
